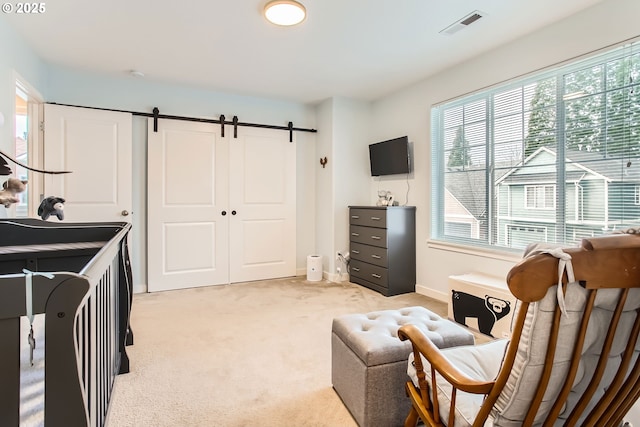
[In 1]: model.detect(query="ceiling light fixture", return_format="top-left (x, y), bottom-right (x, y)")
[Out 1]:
top-left (264, 0), bottom-right (306, 26)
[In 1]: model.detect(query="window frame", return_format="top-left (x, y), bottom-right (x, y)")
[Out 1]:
top-left (431, 41), bottom-right (640, 253)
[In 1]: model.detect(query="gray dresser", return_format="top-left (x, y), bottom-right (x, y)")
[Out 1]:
top-left (348, 206), bottom-right (416, 296)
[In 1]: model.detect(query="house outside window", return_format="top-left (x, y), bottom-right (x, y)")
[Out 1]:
top-left (432, 42), bottom-right (640, 252)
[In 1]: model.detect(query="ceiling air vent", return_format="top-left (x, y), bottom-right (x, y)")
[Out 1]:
top-left (440, 10), bottom-right (485, 36)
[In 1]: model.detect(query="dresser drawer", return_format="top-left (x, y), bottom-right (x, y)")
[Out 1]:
top-left (350, 242), bottom-right (388, 268)
top-left (349, 209), bottom-right (387, 228)
top-left (350, 259), bottom-right (388, 288)
top-left (350, 225), bottom-right (387, 248)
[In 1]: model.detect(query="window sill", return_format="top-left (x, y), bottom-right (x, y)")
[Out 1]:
top-left (427, 239), bottom-right (522, 263)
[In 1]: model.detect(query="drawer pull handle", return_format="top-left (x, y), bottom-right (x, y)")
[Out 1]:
top-left (351, 215), bottom-right (360, 219)
top-left (353, 267), bottom-right (360, 272)
top-left (351, 232), bottom-right (360, 237)
top-left (371, 235), bottom-right (381, 240)
top-left (371, 254), bottom-right (381, 259)
top-left (352, 250), bottom-right (360, 254)
top-left (371, 273), bottom-right (382, 279)
top-left (371, 216), bottom-right (381, 221)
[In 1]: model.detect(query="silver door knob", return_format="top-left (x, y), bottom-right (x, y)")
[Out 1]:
top-left (121, 210), bottom-right (130, 216)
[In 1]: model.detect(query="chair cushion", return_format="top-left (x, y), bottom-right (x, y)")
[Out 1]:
top-left (408, 339), bottom-right (508, 427)
top-left (492, 283), bottom-right (640, 426)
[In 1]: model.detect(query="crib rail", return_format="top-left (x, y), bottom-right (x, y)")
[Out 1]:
top-left (0, 220), bottom-right (133, 427)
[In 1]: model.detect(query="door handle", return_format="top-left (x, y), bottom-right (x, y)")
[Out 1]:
top-left (222, 211), bottom-right (227, 216)
top-left (121, 210), bottom-right (129, 216)
top-left (232, 210), bottom-right (237, 215)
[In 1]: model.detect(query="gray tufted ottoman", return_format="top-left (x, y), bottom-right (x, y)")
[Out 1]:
top-left (331, 306), bottom-right (475, 427)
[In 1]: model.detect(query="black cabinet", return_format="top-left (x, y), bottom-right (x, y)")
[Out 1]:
top-left (348, 206), bottom-right (416, 296)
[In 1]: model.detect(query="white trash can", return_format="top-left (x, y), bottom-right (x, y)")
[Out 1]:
top-left (306, 255), bottom-right (323, 281)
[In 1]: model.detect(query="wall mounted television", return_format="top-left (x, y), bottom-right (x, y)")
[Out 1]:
top-left (369, 136), bottom-right (410, 176)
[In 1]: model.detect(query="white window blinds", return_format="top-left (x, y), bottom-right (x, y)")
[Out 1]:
top-left (431, 42), bottom-right (640, 251)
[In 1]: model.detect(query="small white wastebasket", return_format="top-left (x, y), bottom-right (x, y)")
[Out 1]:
top-left (306, 255), bottom-right (323, 281)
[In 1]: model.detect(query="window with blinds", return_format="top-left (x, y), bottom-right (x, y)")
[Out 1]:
top-left (431, 42), bottom-right (640, 252)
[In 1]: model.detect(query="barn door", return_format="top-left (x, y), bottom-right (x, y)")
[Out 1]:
top-left (147, 119), bottom-right (229, 292)
top-left (147, 119), bottom-right (296, 292)
top-left (229, 127), bottom-right (296, 282)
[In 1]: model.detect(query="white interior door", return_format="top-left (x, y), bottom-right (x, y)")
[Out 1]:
top-left (229, 127), bottom-right (296, 282)
top-left (147, 119), bottom-right (229, 292)
top-left (43, 104), bottom-right (132, 223)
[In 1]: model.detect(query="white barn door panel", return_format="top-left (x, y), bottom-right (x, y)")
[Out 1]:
top-left (229, 128), bottom-right (296, 282)
top-left (147, 119), bottom-right (229, 292)
top-left (147, 119), bottom-right (296, 292)
top-left (43, 104), bottom-right (132, 223)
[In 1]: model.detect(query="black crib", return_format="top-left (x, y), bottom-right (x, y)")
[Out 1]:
top-left (0, 219), bottom-right (133, 427)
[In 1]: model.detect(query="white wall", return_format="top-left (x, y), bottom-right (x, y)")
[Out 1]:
top-left (314, 97), bottom-right (371, 280)
top-left (331, 97), bottom-right (371, 278)
top-left (315, 99), bottom-right (334, 276)
top-left (369, 0), bottom-right (640, 302)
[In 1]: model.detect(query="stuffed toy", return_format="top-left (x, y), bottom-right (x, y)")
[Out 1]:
top-left (38, 196), bottom-right (66, 220)
top-left (0, 177), bottom-right (27, 208)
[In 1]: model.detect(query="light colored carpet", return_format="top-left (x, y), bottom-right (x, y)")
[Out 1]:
top-left (105, 277), bottom-right (450, 427)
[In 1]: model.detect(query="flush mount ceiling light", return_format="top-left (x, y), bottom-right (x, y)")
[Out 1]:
top-left (264, 0), bottom-right (306, 26)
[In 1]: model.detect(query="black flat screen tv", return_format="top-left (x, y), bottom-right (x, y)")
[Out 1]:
top-left (369, 136), bottom-right (410, 176)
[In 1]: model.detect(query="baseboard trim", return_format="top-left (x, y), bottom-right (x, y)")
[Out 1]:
top-left (415, 284), bottom-right (449, 303)
top-left (134, 283), bottom-right (147, 294)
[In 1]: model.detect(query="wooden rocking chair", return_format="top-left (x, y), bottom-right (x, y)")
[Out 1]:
top-left (398, 233), bottom-right (640, 426)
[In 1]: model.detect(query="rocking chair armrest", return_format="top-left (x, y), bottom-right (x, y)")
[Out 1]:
top-left (398, 324), bottom-right (495, 395)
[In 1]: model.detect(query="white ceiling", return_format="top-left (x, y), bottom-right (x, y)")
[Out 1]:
top-left (4, 0), bottom-right (605, 104)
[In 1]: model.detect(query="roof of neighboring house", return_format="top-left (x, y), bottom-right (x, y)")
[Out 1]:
top-left (564, 148), bottom-right (640, 182)
top-left (445, 169), bottom-right (487, 220)
top-left (497, 146), bottom-right (640, 185)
